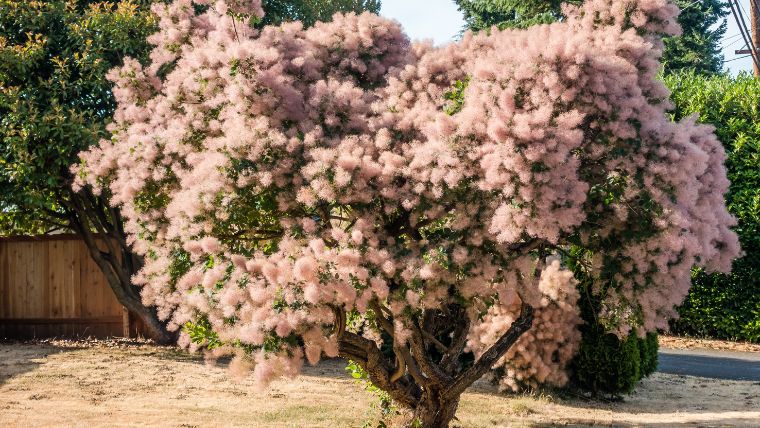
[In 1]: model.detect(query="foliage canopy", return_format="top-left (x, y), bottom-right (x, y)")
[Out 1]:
top-left (259, 0), bottom-right (380, 28)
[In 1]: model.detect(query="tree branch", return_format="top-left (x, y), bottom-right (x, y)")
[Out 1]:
top-left (396, 343), bottom-right (427, 387)
top-left (67, 195), bottom-right (139, 300)
top-left (337, 330), bottom-right (421, 408)
top-left (408, 319), bottom-right (452, 387)
top-left (422, 330), bottom-right (448, 353)
top-left (331, 305), bottom-right (346, 337)
top-left (41, 207), bottom-right (70, 220)
top-left (440, 307), bottom-right (470, 374)
top-left (389, 350), bottom-right (405, 382)
top-left (443, 304), bottom-right (534, 400)
top-left (369, 299), bottom-right (394, 336)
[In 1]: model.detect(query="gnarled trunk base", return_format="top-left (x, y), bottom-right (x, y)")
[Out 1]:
top-left (413, 392), bottom-right (460, 428)
top-left (338, 304), bottom-right (535, 428)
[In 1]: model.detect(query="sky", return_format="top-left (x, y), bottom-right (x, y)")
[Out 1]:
top-left (380, 0), bottom-right (755, 76)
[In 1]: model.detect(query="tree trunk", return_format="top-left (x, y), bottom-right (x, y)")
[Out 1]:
top-left (67, 190), bottom-right (176, 344)
top-left (413, 391), bottom-right (460, 428)
top-left (116, 286), bottom-right (175, 344)
top-left (337, 303), bottom-right (535, 428)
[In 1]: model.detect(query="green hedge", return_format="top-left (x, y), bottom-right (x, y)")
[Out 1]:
top-left (664, 72), bottom-right (760, 343)
top-left (639, 332), bottom-right (658, 377)
top-left (567, 274), bottom-right (658, 396)
top-left (570, 330), bottom-right (658, 396)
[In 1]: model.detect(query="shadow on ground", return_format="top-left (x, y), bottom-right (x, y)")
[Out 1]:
top-left (1, 341), bottom-right (757, 428)
top-left (460, 359), bottom-right (759, 427)
top-left (0, 341), bottom-right (78, 387)
top-left (156, 346), bottom-right (760, 427)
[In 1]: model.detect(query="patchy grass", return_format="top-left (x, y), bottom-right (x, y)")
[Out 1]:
top-left (0, 340), bottom-right (759, 427)
top-left (506, 399), bottom-right (536, 416)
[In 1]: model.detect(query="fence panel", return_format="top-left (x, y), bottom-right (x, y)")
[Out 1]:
top-left (0, 235), bottom-right (127, 339)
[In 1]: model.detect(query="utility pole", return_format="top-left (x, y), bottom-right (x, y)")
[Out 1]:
top-left (735, 0), bottom-right (760, 76)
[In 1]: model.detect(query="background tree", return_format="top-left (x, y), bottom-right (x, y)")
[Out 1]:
top-left (454, 0), bottom-right (580, 31)
top-left (74, 0), bottom-right (739, 426)
top-left (259, 0), bottom-right (380, 27)
top-left (0, 0), bottom-right (172, 341)
top-left (661, 0), bottom-right (728, 75)
top-left (454, 0), bottom-right (729, 75)
top-left (0, 0), bottom-right (381, 343)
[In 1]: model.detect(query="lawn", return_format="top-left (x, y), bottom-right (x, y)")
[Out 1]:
top-left (1, 340), bottom-right (758, 427)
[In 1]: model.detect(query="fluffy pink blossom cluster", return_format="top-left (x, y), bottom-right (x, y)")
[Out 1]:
top-left (74, 0), bottom-right (739, 388)
top-left (467, 260), bottom-right (582, 391)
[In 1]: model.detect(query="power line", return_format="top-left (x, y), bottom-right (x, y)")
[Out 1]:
top-left (722, 32), bottom-right (745, 49)
top-left (725, 54), bottom-right (752, 63)
top-left (733, 0), bottom-right (754, 51)
top-left (723, 36), bottom-right (745, 49)
top-left (738, 0), bottom-right (750, 16)
top-left (723, 32), bottom-right (744, 41)
top-left (728, 0), bottom-right (760, 73)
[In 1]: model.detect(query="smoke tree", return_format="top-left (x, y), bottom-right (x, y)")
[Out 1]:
top-left (74, 0), bottom-right (740, 425)
top-left (454, 0), bottom-right (731, 392)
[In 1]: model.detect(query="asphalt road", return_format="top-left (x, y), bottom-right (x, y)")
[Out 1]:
top-left (658, 348), bottom-right (760, 381)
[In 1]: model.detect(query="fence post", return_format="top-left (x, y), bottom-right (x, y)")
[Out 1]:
top-left (122, 306), bottom-right (131, 338)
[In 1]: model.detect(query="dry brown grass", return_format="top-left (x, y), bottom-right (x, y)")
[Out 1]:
top-left (1, 340), bottom-right (759, 427)
top-left (660, 335), bottom-right (760, 353)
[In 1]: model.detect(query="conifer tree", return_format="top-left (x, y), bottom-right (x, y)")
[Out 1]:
top-left (454, 0), bottom-right (728, 74)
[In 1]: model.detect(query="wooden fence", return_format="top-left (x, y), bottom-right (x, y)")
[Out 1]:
top-left (0, 235), bottom-right (132, 339)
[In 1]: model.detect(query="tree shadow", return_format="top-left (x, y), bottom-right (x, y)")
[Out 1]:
top-left (3, 341), bottom-right (757, 427)
top-left (527, 414), bottom-right (760, 427)
top-left (525, 371), bottom-right (760, 427)
top-left (153, 350), bottom-right (352, 380)
top-left (153, 350), bottom-right (760, 419)
top-left (0, 341), bottom-right (79, 388)
top-left (457, 355), bottom-right (760, 427)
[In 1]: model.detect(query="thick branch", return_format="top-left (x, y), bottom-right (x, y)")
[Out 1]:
top-left (389, 351), bottom-right (405, 382)
top-left (443, 304), bottom-right (534, 400)
top-left (82, 191), bottom-right (117, 237)
top-left (369, 300), bottom-right (394, 336)
top-left (66, 199), bottom-right (174, 344)
top-left (40, 217), bottom-right (71, 231)
top-left (331, 305), bottom-right (346, 337)
top-left (41, 207), bottom-right (70, 221)
top-left (409, 320), bottom-right (452, 388)
top-left (396, 343), bottom-right (427, 387)
top-left (337, 331), bottom-right (420, 408)
top-left (440, 308), bottom-right (470, 374)
top-left (422, 330), bottom-right (447, 353)
top-left (69, 194), bottom-right (136, 298)
top-left (507, 239), bottom-right (545, 253)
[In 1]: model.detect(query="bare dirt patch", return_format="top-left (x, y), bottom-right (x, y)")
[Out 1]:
top-left (1, 340), bottom-right (758, 427)
top-left (660, 335), bottom-right (760, 353)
